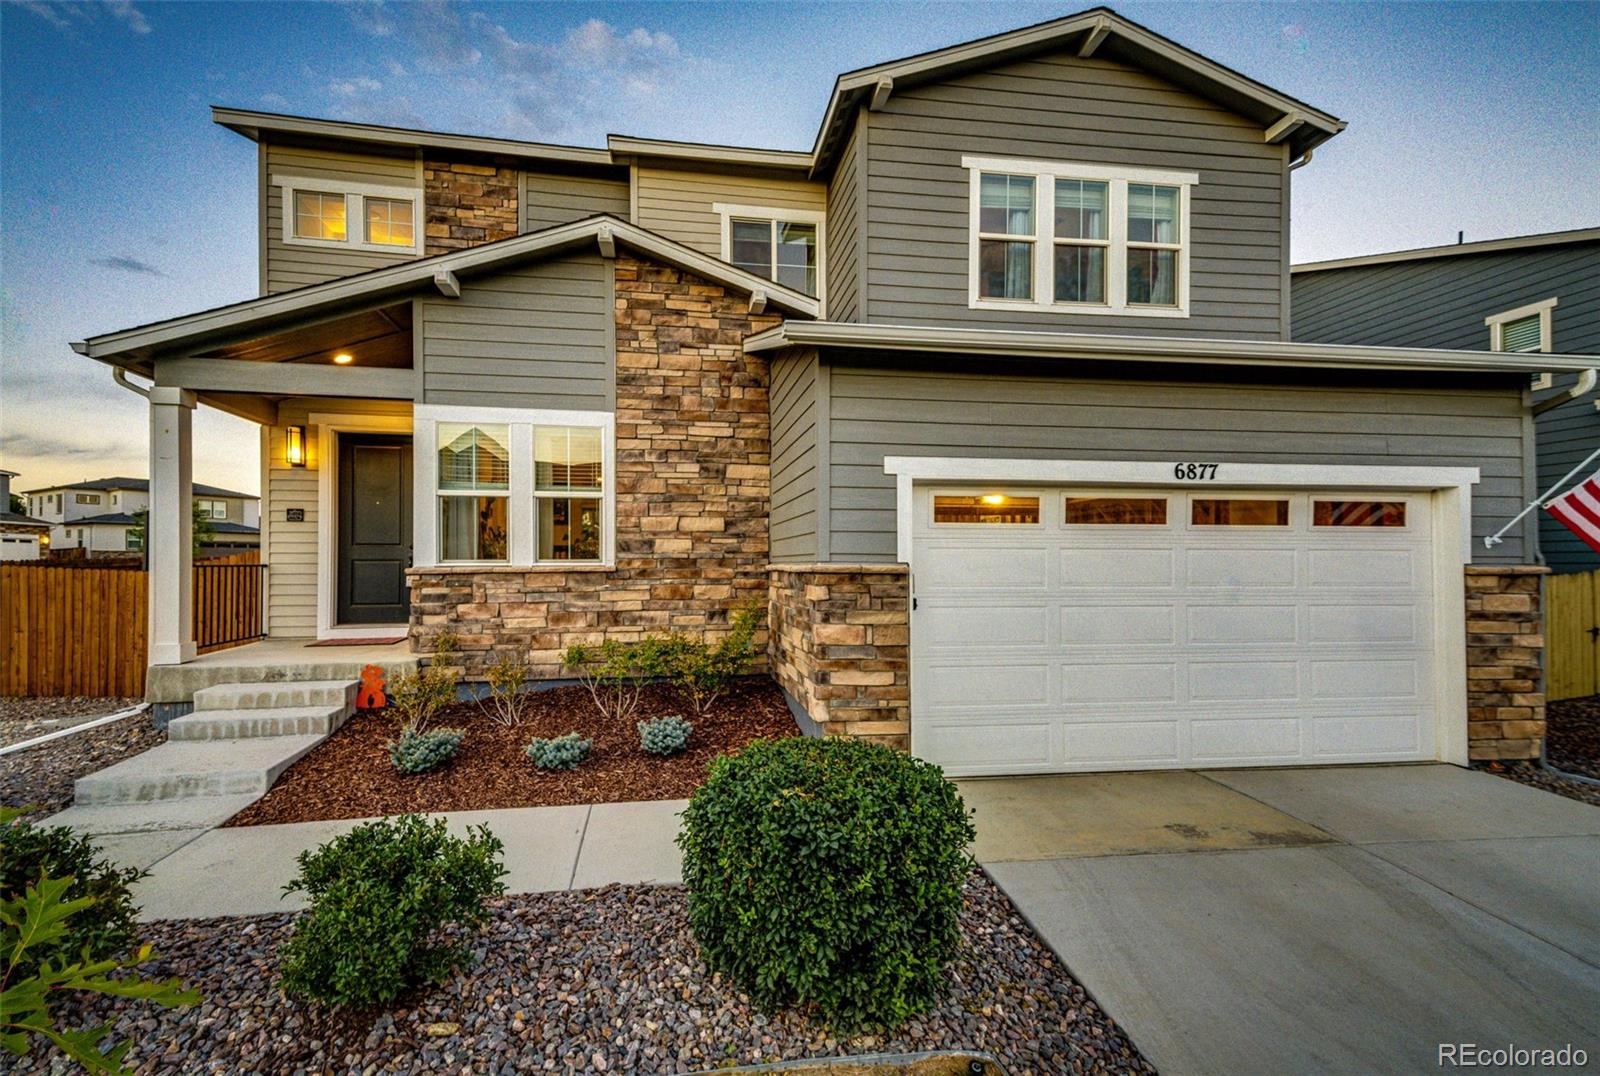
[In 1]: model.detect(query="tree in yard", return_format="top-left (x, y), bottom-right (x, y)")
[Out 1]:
top-left (129, 504), bottom-right (215, 555)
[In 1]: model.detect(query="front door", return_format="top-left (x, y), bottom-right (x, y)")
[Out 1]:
top-left (337, 434), bottom-right (413, 625)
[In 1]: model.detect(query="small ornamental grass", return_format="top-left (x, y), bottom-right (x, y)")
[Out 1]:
top-left (525, 732), bottom-right (591, 771)
top-left (677, 737), bottom-right (976, 1032)
top-left (637, 714), bottom-right (692, 756)
top-left (278, 814), bottom-right (506, 1007)
top-left (387, 727), bottom-right (466, 774)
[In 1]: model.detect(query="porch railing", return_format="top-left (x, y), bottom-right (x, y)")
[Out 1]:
top-left (193, 560), bottom-right (268, 652)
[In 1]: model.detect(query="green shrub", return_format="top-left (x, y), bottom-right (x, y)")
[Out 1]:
top-left (481, 657), bottom-right (528, 727)
top-left (677, 737), bottom-right (976, 1031)
top-left (387, 665), bottom-right (457, 734)
top-left (637, 714), bottom-right (692, 756)
top-left (2, 873), bottom-right (199, 1076)
top-left (388, 727), bottom-right (466, 774)
top-left (665, 601), bottom-right (765, 716)
top-left (0, 807), bottom-right (145, 977)
top-left (525, 732), bottom-right (591, 771)
top-left (278, 814), bottom-right (506, 1006)
top-left (562, 636), bottom-right (673, 724)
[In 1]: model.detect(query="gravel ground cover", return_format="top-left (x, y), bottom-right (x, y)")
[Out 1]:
top-left (0, 695), bottom-right (143, 748)
top-left (228, 679), bottom-right (798, 826)
top-left (1545, 694), bottom-right (1600, 780)
top-left (19, 873), bottom-right (1152, 1076)
top-left (0, 712), bottom-right (165, 814)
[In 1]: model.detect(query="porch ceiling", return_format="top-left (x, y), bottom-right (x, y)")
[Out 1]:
top-left (196, 304), bottom-right (412, 369)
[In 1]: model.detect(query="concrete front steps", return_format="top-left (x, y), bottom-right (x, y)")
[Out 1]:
top-left (70, 677), bottom-right (357, 812)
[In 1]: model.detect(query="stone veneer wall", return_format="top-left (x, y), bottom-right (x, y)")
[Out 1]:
top-left (423, 159), bottom-right (519, 256)
top-left (1465, 564), bottom-right (1548, 761)
top-left (408, 253), bottom-right (780, 677)
top-left (767, 565), bottom-right (910, 748)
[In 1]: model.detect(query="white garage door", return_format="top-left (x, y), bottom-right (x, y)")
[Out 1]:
top-left (911, 486), bottom-right (1439, 775)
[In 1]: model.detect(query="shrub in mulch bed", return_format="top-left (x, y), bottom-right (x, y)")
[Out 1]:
top-left (0, 714), bottom-right (166, 815)
top-left (18, 873), bottom-right (1154, 1076)
top-left (226, 679), bottom-right (798, 826)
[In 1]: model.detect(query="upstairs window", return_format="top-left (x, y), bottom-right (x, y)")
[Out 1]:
top-left (714, 203), bottom-right (824, 298)
top-left (1486, 298), bottom-right (1556, 353)
top-left (75, 493), bottom-right (100, 505)
top-left (196, 499), bottom-right (228, 520)
top-left (965, 157), bottom-right (1197, 317)
top-left (276, 176), bottom-right (421, 255)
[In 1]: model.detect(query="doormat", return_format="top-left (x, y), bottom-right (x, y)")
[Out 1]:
top-left (305, 637), bottom-right (408, 647)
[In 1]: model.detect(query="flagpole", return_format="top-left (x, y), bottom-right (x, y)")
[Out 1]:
top-left (1484, 444), bottom-right (1600, 549)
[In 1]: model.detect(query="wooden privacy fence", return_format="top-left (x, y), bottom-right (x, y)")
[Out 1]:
top-left (0, 553), bottom-right (266, 697)
top-left (1546, 567), bottom-right (1600, 701)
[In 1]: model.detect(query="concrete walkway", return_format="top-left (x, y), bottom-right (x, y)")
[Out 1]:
top-left (68, 799), bottom-right (686, 921)
top-left (968, 765), bottom-right (1600, 1075)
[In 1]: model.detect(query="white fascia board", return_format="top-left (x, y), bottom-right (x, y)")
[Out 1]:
top-left (743, 321), bottom-right (1600, 374)
top-left (607, 135), bottom-right (812, 170)
top-left (1293, 228), bottom-right (1600, 273)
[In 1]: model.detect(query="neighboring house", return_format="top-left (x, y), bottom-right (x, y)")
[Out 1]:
top-left (0, 470), bottom-right (52, 561)
top-left (1292, 228), bottom-right (1600, 573)
top-left (16, 476), bottom-right (260, 556)
top-left (72, 7), bottom-right (1598, 774)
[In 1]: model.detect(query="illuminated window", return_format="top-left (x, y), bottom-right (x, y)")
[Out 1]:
top-left (534, 427), bottom-right (604, 561)
top-left (365, 197), bottom-right (416, 247)
top-left (1064, 497), bottom-right (1167, 524)
top-left (437, 423), bottom-right (510, 562)
top-left (934, 494), bottom-right (1041, 525)
top-left (1313, 501), bottom-right (1406, 527)
top-left (293, 190), bottom-right (347, 241)
top-left (1192, 499), bottom-right (1289, 526)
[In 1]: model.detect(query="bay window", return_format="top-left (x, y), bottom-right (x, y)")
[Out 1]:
top-left (965, 157), bottom-right (1196, 316)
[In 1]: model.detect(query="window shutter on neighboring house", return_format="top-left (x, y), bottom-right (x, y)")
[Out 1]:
top-left (1500, 313), bottom-right (1543, 352)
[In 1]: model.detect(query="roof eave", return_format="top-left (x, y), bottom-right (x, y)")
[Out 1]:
top-left (1293, 227), bottom-right (1600, 273)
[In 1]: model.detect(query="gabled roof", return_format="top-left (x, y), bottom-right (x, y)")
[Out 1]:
top-left (744, 321), bottom-right (1600, 375)
top-left (17, 477), bottom-right (256, 498)
top-left (74, 216), bottom-right (818, 370)
top-left (1293, 227), bottom-right (1600, 274)
top-left (809, 7), bottom-right (1344, 176)
top-left (0, 512), bottom-right (50, 529)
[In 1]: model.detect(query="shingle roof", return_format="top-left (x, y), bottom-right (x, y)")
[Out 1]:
top-left (0, 511), bottom-right (51, 528)
top-left (16, 477), bottom-right (257, 499)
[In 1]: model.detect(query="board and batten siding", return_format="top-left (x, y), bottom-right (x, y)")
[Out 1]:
top-left (770, 349), bottom-right (820, 561)
top-left (633, 167), bottom-right (826, 259)
top-left (819, 355), bottom-right (1532, 564)
top-left (825, 116), bottom-right (866, 322)
top-left (1292, 240), bottom-right (1600, 572)
top-left (418, 252), bottom-right (612, 411)
top-left (860, 51), bottom-right (1287, 338)
top-left (263, 143), bottom-right (421, 294)
top-left (520, 170), bottom-right (630, 232)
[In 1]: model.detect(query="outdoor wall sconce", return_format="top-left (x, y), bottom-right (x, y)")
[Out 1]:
top-left (286, 425), bottom-right (306, 467)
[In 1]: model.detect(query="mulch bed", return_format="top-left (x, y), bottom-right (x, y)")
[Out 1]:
top-left (1475, 760), bottom-right (1600, 808)
top-left (17, 872), bottom-right (1153, 1076)
top-left (0, 695), bottom-right (144, 749)
top-left (1545, 694), bottom-right (1600, 781)
top-left (227, 679), bottom-right (798, 826)
top-left (0, 712), bottom-right (166, 816)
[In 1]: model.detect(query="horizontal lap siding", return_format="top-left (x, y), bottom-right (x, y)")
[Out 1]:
top-left (863, 53), bottom-right (1286, 338)
top-left (264, 144), bottom-right (420, 294)
top-left (1293, 241), bottom-right (1600, 572)
top-left (521, 170), bottom-right (630, 232)
top-left (634, 167), bottom-right (826, 258)
top-left (419, 253), bottom-right (611, 411)
top-left (826, 118), bottom-right (864, 321)
top-left (770, 349), bottom-right (819, 561)
top-left (822, 356), bottom-right (1530, 563)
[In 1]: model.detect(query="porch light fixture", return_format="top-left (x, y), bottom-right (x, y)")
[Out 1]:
top-left (333, 352), bottom-right (354, 365)
top-left (286, 425), bottom-right (306, 467)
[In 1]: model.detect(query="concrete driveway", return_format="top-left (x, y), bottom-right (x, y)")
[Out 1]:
top-left (963, 765), bottom-right (1600, 1075)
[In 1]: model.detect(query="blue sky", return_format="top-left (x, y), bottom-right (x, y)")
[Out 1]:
top-left (2, 0), bottom-right (1597, 496)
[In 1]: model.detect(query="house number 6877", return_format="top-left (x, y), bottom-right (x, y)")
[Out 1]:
top-left (1173, 463), bottom-right (1219, 480)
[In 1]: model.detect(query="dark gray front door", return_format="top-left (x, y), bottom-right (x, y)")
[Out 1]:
top-left (337, 434), bottom-right (412, 625)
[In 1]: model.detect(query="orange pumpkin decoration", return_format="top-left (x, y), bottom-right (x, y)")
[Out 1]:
top-left (356, 663), bottom-right (388, 710)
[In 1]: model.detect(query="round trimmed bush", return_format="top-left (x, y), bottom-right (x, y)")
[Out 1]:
top-left (676, 737), bottom-right (975, 1030)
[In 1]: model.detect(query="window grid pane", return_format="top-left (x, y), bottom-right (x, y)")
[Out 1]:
top-left (1191, 499), bottom-right (1290, 526)
top-left (538, 497), bottom-right (602, 561)
top-left (1128, 248), bottom-right (1177, 306)
top-left (774, 221), bottom-right (818, 296)
top-left (934, 494), bottom-right (1041, 525)
top-left (979, 239), bottom-right (1033, 300)
top-left (729, 219), bottom-right (772, 279)
top-left (440, 495), bottom-right (508, 561)
top-left (1127, 183), bottom-right (1179, 245)
top-left (1054, 179), bottom-right (1108, 240)
top-left (1064, 497), bottom-right (1167, 525)
top-left (294, 191), bottom-right (346, 241)
top-left (437, 424), bottom-right (511, 492)
top-left (1053, 244), bottom-right (1106, 303)
top-left (1313, 501), bottom-right (1407, 527)
top-left (535, 427), bottom-right (603, 492)
top-left (979, 173), bottom-right (1035, 236)
top-left (365, 197), bottom-right (415, 247)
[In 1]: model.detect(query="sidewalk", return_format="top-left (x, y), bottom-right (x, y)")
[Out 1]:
top-left (75, 799), bottom-right (686, 921)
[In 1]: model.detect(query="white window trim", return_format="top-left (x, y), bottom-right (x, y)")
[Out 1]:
top-left (273, 174), bottom-right (423, 256)
top-left (1485, 296), bottom-right (1557, 353)
top-left (711, 202), bottom-right (826, 308)
top-left (196, 499), bottom-right (227, 520)
top-left (963, 156), bottom-right (1197, 318)
top-left (412, 403), bottom-right (616, 570)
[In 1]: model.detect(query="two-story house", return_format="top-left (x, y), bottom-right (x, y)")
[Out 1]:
top-left (72, 8), bottom-right (1596, 772)
top-left (1291, 228), bottom-right (1600, 574)
top-left (17, 476), bottom-right (260, 556)
top-left (0, 470), bottom-right (52, 561)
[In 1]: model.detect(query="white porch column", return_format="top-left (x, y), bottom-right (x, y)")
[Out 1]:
top-left (149, 386), bottom-right (196, 665)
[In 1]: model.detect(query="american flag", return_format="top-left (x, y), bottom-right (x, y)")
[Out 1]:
top-left (1546, 472), bottom-right (1600, 555)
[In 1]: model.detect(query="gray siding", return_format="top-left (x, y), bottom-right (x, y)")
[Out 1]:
top-left (634, 166), bottom-right (826, 259)
top-left (825, 115), bottom-right (865, 322)
top-left (419, 253), bottom-right (612, 411)
top-left (861, 51), bottom-right (1287, 337)
top-left (821, 355), bottom-right (1531, 564)
top-left (770, 349), bottom-right (820, 561)
top-left (1293, 240), bottom-right (1600, 572)
top-left (264, 143), bottom-right (420, 294)
top-left (521, 170), bottom-right (630, 232)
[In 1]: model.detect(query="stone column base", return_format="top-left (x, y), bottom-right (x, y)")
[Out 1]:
top-left (1465, 565), bottom-right (1548, 761)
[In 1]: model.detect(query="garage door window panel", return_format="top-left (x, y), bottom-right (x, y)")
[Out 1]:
top-left (1064, 497), bottom-right (1167, 525)
top-left (933, 494), bottom-right (1040, 525)
top-left (1191, 498), bottom-right (1290, 526)
top-left (1314, 500), bottom-right (1407, 527)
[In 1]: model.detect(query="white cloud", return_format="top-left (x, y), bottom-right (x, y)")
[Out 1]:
top-left (17, 1), bottom-right (149, 36)
top-left (328, 75), bottom-right (383, 97)
top-left (104, 0), bottom-right (148, 34)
